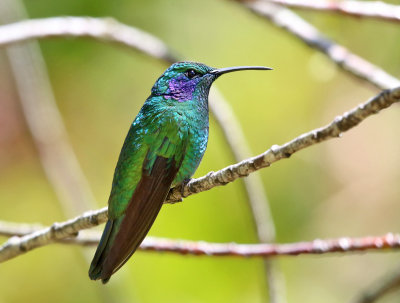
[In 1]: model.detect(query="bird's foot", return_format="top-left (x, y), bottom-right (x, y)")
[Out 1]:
top-left (179, 178), bottom-right (191, 198)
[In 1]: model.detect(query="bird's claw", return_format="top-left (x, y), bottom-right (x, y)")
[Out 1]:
top-left (179, 178), bottom-right (191, 197)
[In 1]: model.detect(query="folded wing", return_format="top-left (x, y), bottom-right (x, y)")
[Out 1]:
top-left (89, 143), bottom-right (182, 283)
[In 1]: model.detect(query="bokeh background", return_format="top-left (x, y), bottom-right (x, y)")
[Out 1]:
top-left (1, 0), bottom-right (400, 302)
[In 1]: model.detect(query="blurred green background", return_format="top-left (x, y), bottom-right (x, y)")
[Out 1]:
top-left (1, 0), bottom-right (400, 302)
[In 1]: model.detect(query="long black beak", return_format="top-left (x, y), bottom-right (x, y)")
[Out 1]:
top-left (209, 66), bottom-right (273, 76)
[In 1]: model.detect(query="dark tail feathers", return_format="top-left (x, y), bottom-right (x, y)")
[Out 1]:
top-left (88, 219), bottom-right (114, 283)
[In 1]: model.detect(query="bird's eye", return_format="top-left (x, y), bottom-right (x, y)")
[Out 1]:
top-left (186, 69), bottom-right (198, 79)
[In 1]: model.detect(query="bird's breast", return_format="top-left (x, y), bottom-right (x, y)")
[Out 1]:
top-left (173, 122), bottom-right (209, 185)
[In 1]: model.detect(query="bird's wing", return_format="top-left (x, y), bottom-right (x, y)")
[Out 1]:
top-left (98, 139), bottom-right (184, 282)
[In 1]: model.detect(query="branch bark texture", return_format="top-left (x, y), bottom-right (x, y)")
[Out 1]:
top-left (1, 221), bottom-right (399, 259)
top-left (0, 16), bottom-right (179, 62)
top-left (0, 208), bottom-right (108, 262)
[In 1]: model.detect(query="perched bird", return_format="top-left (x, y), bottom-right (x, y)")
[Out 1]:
top-left (89, 61), bottom-right (272, 283)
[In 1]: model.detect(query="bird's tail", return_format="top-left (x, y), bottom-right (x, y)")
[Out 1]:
top-left (88, 219), bottom-right (117, 283)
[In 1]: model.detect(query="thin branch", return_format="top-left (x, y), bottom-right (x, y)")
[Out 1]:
top-left (0, 207), bottom-right (108, 262)
top-left (167, 86), bottom-right (400, 202)
top-left (352, 267), bottom-right (400, 303)
top-left (0, 2), bottom-right (97, 216)
top-left (234, 0), bottom-right (400, 90)
top-left (1, 221), bottom-right (400, 258)
top-left (1, 86), bottom-right (399, 262)
top-left (0, 221), bottom-right (102, 246)
top-left (265, 0), bottom-right (400, 24)
top-left (109, 233), bottom-right (400, 256)
top-left (0, 16), bottom-right (179, 62)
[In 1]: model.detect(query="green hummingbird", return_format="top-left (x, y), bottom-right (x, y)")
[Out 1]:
top-left (89, 61), bottom-right (272, 283)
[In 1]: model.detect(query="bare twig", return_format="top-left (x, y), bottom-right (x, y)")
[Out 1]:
top-left (352, 267), bottom-right (400, 303)
top-left (1, 86), bottom-right (399, 262)
top-left (1, 221), bottom-right (400, 259)
top-left (0, 221), bottom-right (100, 246)
top-left (167, 86), bottom-right (400, 202)
top-left (0, 2), bottom-right (96, 216)
top-left (108, 233), bottom-right (400, 256)
top-left (0, 207), bottom-right (108, 262)
top-left (265, 0), bottom-right (400, 24)
top-left (235, 0), bottom-right (400, 90)
top-left (0, 16), bottom-right (179, 63)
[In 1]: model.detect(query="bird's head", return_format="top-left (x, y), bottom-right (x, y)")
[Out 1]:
top-left (151, 61), bottom-right (272, 102)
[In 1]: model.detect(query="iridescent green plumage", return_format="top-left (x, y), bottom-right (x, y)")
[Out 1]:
top-left (89, 62), bottom-right (272, 283)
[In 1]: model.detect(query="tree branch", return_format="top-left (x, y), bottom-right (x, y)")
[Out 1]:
top-left (118, 233), bottom-right (400, 256)
top-left (265, 0), bottom-right (400, 24)
top-left (0, 208), bottom-right (108, 262)
top-left (1, 221), bottom-right (400, 259)
top-left (167, 86), bottom-right (400, 202)
top-left (0, 16), bottom-right (179, 62)
top-left (1, 85), bottom-right (399, 262)
top-left (234, 0), bottom-right (400, 90)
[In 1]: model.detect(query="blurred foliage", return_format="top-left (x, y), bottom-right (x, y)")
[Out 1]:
top-left (1, 0), bottom-right (400, 302)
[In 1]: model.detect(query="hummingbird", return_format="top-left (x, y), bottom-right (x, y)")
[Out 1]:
top-left (88, 61), bottom-right (272, 283)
